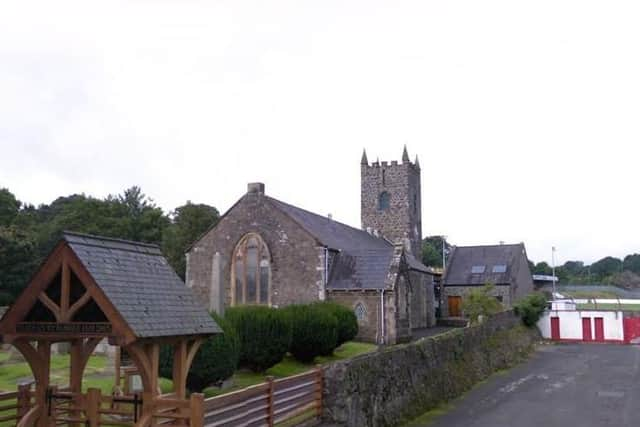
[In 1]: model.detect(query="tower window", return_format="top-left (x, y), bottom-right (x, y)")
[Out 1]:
top-left (382, 169), bottom-right (386, 186)
top-left (378, 192), bottom-right (390, 210)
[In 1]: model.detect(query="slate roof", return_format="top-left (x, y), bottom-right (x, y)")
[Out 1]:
top-left (443, 243), bottom-right (526, 286)
top-left (64, 232), bottom-right (220, 338)
top-left (266, 197), bottom-right (431, 289)
top-left (267, 197), bottom-right (391, 252)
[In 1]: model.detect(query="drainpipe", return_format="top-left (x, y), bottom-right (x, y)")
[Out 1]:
top-left (380, 289), bottom-right (385, 345)
top-left (321, 247), bottom-right (329, 301)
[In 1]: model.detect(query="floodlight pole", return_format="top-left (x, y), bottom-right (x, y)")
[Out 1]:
top-left (552, 246), bottom-right (556, 300)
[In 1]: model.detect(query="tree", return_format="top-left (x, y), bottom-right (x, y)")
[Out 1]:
top-left (0, 227), bottom-right (38, 305)
top-left (163, 202), bottom-right (220, 279)
top-left (563, 261), bottom-right (585, 276)
top-left (532, 262), bottom-right (552, 275)
top-left (623, 254), bottom-right (640, 274)
top-left (461, 284), bottom-right (503, 323)
top-left (590, 256), bottom-right (623, 278)
top-left (421, 236), bottom-right (452, 268)
top-left (0, 188), bottom-right (20, 226)
top-left (514, 293), bottom-right (547, 327)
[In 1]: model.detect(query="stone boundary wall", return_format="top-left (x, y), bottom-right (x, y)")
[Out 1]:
top-left (322, 310), bottom-right (539, 427)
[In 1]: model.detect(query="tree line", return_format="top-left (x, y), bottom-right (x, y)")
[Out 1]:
top-left (422, 236), bottom-right (640, 289)
top-left (0, 187), bottom-right (220, 306)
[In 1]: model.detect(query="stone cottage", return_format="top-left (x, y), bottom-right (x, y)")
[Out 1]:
top-left (186, 147), bottom-right (436, 344)
top-left (441, 243), bottom-right (534, 317)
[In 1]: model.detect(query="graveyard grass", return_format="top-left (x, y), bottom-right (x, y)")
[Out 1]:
top-left (0, 352), bottom-right (172, 394)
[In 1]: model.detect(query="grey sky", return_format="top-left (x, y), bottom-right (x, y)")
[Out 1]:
top-left (1, 0), bottom-right (639, 265)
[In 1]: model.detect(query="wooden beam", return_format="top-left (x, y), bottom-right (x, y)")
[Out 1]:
top-left (64, 291), bottom-right (92, 322)
top-left (0, 244), bottom-right (65, 334)
top-left (172, 341), bottom-right (188, 399)
top-left (61, 258), bottom-right (70, 319)
top-left (37, 293), bottom-right (61, 322)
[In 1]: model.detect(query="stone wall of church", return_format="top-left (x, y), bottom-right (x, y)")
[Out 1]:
top-left (409, 271), bottom-right (436, 329)
top-left (327, 290), bottom-right (402, 345)
top-left (186, 189), bottom-right (325, 312)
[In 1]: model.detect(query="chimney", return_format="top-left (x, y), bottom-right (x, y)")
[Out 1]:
top-left (247, 182), bottom-right (265, 194)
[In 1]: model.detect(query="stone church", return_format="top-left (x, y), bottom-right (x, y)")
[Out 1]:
top-left (186, 147), bottom-right (436, 344)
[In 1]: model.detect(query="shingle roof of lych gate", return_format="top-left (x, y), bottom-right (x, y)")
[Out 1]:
top-left (63, 232), bottom-right (220, 338)
top-left (266, 197), bottom-right (432, 289)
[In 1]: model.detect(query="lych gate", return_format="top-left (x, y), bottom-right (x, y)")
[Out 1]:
top-left (0, 232), bottom-right (220, 427)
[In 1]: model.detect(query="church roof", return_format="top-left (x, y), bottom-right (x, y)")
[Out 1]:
top-left (63, 232), bottom-right (220, 338)
top-left (267, 197), bottom-right (391, 252)
top-left (443, 243), bottom-right (528, 287)
top-left (266, 197), bottom-right (431, 289)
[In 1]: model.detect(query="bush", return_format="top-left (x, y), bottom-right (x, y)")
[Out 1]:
top-left (159, 312), bottom-right (240, 392)
top-left (514, 293), bottom-right (548, 327)
top-left (284, 304), bottom-right (338, 362)
top-left (314, 302), bottom-right (358, 347)
top-left (461, 283), bottom-right (503, 324)
top-left (225, 306), bottom-right (291, 372)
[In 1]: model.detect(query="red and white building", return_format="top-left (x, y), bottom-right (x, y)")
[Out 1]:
top-left (537, 299), bottom-right (640, 344)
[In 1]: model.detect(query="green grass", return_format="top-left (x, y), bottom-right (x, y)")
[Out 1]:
top-left (203, 341), bottom-right (376, 398)
top-left (564, 291), bottom-right (619, 299)
top-left (0, 352), bottom-right (172, 395)
top-left (577, 303), bottom-right (640, 311)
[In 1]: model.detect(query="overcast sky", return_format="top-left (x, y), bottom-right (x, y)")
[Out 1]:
top-left (1, 1), bottom-right (639, 265)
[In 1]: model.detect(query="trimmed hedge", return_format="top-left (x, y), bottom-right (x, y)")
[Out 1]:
top-left (284, 304), bottom-right (338, 362)
top-left (316, 302), bottom-right (358, 346)
top-left (225, 306), bottom-right (291, 372)
top-left (159, 312), bottom-right (239, 392)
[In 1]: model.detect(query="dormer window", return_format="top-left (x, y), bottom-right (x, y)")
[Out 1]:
top-left (378, 191), bottom-right (390, 211)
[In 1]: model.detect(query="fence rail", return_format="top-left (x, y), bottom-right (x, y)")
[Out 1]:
top-left (203, 368), bottom-right (322, 427)
top-left (0, 384), bottom-right (33, 426)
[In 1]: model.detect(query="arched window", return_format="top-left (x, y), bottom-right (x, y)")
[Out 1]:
top-left (378, 191), bottom-right (390, 210)
top-left (354, 302), bottom-right (367, 322)
top-left (231, 233), bottom-right (271, 305)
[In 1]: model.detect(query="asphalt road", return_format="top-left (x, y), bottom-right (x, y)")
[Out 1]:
top-left (419, 344), bottom-right (640, 427)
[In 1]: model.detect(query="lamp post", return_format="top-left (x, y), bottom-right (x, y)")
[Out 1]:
top-left (552, 246), bottom-right (557, 300)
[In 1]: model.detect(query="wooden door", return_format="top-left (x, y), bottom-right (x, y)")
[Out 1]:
top-left (594, 317), bottom-right (605, 342)
top-left (582, 317), bottom-right (592, 341)
top-left (551, 317), bottom-right (560, 340)
top-left (448, 296), bottom-right (462, 317)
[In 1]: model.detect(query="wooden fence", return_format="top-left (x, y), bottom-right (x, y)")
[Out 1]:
top-left (203, 368), bottom-right (323, 427)
top-left (0, 384), bottom-right (33, 426)
top-left (0, 368), bottom-right (322, 427)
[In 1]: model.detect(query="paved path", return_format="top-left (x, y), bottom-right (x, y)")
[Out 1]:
top-left (412, 344), bottom-right (640, 427)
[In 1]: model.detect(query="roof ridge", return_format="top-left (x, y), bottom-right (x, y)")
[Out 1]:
top-left (63, 231), bottom-right (161, 250)
top-left (455, 243), bottom-right (523, 249)
top-left (265, 196), bottom-right (391, 246)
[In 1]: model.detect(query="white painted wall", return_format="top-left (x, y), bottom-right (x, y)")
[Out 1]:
top-left (537, 310), bottom-right (624, 342)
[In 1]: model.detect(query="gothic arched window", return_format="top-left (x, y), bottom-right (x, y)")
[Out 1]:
top-left (378, 191), bottom-right (390, 211)
top-left (231, 233), bottom-right (271, 305)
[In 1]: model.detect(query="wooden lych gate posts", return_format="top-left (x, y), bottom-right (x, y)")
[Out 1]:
top-left (0, 232), bottom-right (221, 427)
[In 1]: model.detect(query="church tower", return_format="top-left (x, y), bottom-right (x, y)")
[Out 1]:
top-left (361, 146), bottom-right (422, 257)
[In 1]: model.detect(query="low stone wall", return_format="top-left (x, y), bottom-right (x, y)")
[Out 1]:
top-left (322, 310), bottom-right (539, 427)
